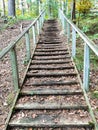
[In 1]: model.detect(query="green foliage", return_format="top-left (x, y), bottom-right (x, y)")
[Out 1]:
top-left (46, 0), bottom-right (59, 18)
top-left (74, 57), bottom-right (83, 71)
top-left (92, 91), bottom-right (98, 98)
top-left (82, 26), bottom-right (90, 33)
top-left (76, 0), bottom-right (92, 15)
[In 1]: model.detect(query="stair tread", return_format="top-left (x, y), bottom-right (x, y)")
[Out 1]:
top-left (16, 94), bottom-right (87, 110)
top-left (29, 66), bottom-right (74, 70)
top-left (15, 104), bottom-right (88, 110)
top-left (21, 89), bottom-right (83, 95)
top-left (25, 80), bottom-right (78, 86)
top-left (31, 60), bottom-right (71, 64)
top-left (26, 72), bottom-right (77, 77)
top-left (36, 49), bottom-right (68, 52)
top-left (9, 110), bottom-right (92, 127)
top-left (34, 52), bottom-right (69, 56)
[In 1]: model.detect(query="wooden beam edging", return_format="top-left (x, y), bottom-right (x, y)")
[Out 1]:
top-left (0, 9), bottom-right (45, 59)
top-left (59, 9), bottom-right (98, 57)
top-left (74, 62), bottom-right (98, 130)
top-left (5, 90), bottom-right (20, 130)
top-left (5, 44), bottom-right (37, 130)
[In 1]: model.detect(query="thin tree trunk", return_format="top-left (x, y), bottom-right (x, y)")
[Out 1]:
top-left (72, 0), bottom-right (76, 24)
top-left (8, 0), bottom-right (16, 17)
top-left (2, 0), bottom-right (5, 16)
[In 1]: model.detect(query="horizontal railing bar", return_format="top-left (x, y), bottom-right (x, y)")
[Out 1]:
top-left (60, 10), bottom-right (98, 56)
top-left (0, 9), bottom-right (45, 59)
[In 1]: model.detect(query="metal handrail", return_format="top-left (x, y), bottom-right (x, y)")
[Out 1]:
top-left (60, 9), bottom-right (98, 56)
top-left (59, 9), bottom-right (98, 130)
top-left (0, 9), bottom-right (45, 91)
top-left (59, 9), bottom-right (98, 91)
top-left (0, 9), bottom-right (45, 59)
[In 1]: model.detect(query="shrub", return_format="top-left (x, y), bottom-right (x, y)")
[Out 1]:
top-left (76, 0), bottom-right (92, 15)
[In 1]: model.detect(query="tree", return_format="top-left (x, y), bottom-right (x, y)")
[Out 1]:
top-left (76, 0), bottom-right (92, 16)
top-left (8, 0), bottom-right (16, 17)
top-left (2, 0), bottom-right (6, 16)
top-left (71, 0), bottom-right (76, 24)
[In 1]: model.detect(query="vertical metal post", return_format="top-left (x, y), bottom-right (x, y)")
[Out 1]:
top-left (67, 23), bottom-right (70, 43)
top-left (83, 43), bottom-right (90, 91)
top-left (39, 16), bottom-right (41, 31)
top-left (42, 13), bottom-right (44, 25)
top-left (37, 20), bottom-right (40, 35)
top-left (64, 17), bottom-right (66, 34)
top-left (66, 0), bottom-right (68, 15)
top-left (40, 15), bottom-right (43, 28)
top-left (10, 47), bottom-right (19, 91)
top-left (25, 31), bottom-right (31, 62)
top-left (39, 0), bottom-right (41, 14)
top-left (62, 1), bottom-right (64, 11)
top-left (72, 28), bottom-right (76, 57)
top-left (40, 16), bottom-right (42, 29)
top-left (32, 25), bottom-right (36, 45)
top-left (62, 14), bottom-right (64, 29)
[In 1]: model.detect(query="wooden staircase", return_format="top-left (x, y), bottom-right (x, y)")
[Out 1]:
top-left (7, 20), bottom-right (94, 130)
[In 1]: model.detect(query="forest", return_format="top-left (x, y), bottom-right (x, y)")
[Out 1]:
top-left (0, 0), bottom-right (98, 130)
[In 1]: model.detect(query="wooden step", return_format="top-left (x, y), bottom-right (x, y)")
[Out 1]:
top-left (31, 60), bottom-right (71, 64)
top-left (9, 110), bottom-right (93, 128)
top-left (29, 66), bottom-right (74, 70)
top-left (26, 72), bottom-right (77, 78)
top-left (25, 80), bottom-right (78, 86)
top-left (21, 89), bottom-right (83, 96)
top-left (36, 49), bottom-right (68, 52)
top-left (15, 95), bottom-right (87, 110)
top-left (36, 46), bottom-right (66, 49)
top-left (15, 104), bottom-right (88, 110)
top-left (34, 52), bottom-right (69, 56)
top-left (33, 56), bottom-right (71, 60)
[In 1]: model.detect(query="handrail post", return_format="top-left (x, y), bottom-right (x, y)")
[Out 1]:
top-left (37, 20), bottom-right (40, 35)
top-left (10, 47), bottom-right (19, 91)
top-left (25, 31), bottom-right (31, 62)
top-left (83, 43), bottom-right (90, 91)
top-left (67, 23), bottom-right (70, 43)
top-left (32, 25), bottom-right (36, 45)
top-left (72, 28), bottom-right (76, 57)
top-left (39, 16), bottom-right (41, 30)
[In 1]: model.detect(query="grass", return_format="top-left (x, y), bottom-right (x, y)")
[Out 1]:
top-left (78, 13), bottom-right (98, 40)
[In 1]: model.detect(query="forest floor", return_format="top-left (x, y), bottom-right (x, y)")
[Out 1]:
top-left (0, 18), bottom-right (98, 130)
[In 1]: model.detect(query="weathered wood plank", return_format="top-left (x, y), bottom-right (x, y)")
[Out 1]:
top-left (25, 80), bottom-right (78, 86)
top-left (15, 103), bottom-right (88, 110)
top-left (26, 73), bottom-right (77, 78)
top-left (31, 60), bottom-right (71, 64)
top-left (29, 66), bottom-right (74, 70)
top-left (36, 49), bottom-right (68, 52)
top-left (21, 89), bottom-right (83, 96)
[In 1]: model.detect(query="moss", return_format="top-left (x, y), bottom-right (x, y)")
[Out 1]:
top-left (92, 91), bottom-right (98, 99)
top-left (7, 93), bottom-right (15, 106)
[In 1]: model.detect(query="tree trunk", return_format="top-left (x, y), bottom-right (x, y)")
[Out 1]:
top-left (8, 0), bottom-right (16, 17)
top-left (72, 0), bottom-right (76, 24)
top-left (2, 0), bottom-right (5, 16)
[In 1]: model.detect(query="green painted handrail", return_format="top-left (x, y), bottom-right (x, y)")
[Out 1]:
top-left (59, 9), bottom-right (98, 91)
top-left (59, 9), bottom-right (98, 130)
top-left (59, 9), bottom-right (98, 56)
top-left (0, 9), bottom-right (45, 59)
top-left (0, 9), bottom-right (45, 91)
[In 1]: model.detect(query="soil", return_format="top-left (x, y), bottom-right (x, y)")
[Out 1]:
top-left (0, 19), bottom-right (98, 130)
